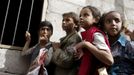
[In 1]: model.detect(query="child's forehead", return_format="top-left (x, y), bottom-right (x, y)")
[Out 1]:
top-left (40, 26), bottom-right (51, 29)
top-left (81, 8), bottom-right (92, 13)
top-left (105, 12), bottom-right (121, 19)
top-left (63, 16), bottom-right (73, 19)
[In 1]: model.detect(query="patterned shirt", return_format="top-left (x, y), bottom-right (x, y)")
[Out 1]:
top-left (108, 35), bottom-right (134, 75)
top-left (29, 42), bottom-right (53, 65)
top-left (26, 42), bottom-right (55, 75)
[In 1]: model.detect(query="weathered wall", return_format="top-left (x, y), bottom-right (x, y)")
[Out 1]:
top-left (0, 48), bottom-right (30, 75)
top-left (44, 0), bottom-right (134, 42)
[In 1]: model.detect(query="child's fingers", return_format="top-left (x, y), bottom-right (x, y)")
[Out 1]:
top-left (124, 28), bottom-right (132, 35)
top-left (74, 48), bottom-right (83, 60)
top-left (130, 30), bottom-right (134, 41)
top-left (25, 31), bottom-right (31, 41)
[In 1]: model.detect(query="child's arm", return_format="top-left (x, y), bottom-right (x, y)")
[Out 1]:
top-left (84, 41), bottom-right (113, 66)
top-left (22, 31), bottom-right (32, 55)
top-left (52, 36), bottom-right (81, 68)
top-left (75, 33), bottom-right (114, 66)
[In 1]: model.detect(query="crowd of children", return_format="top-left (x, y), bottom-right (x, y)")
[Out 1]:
top-left (22, 5), bottom-right (134, 75)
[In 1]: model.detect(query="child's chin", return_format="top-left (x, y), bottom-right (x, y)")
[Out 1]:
top-left (109, 32), bottom-right (118, 36)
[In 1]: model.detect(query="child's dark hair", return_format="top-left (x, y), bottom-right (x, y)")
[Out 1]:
top-left (39, 20), bottom-right (53, 34)
top-left (83, 5), bottom-right (101, 26)
top-left (62, 12), bottom-right (80, 31)
top-left (99, 11), bottom-right (125, 31)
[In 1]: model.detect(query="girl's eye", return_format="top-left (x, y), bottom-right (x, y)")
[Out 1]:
top-left (79, 15), bottom-right (81, 18)
top-left (105, 18), bottom-right (120, 24)
top-left (106, 19), bottom-right (111, 24)
top-left (66, 19), bottom-right (70, 22)
top-left (114, 18), bottom-right (120, 23)
top-left (83, 13), bottom-right (89, 17)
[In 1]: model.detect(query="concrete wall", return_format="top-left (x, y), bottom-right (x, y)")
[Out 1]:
top-left (0, 0), bottom-right (134, 74)
top-left (44, 0), bottom-right (134, 42)
top-left (0, 48), bottom-right (30, 75)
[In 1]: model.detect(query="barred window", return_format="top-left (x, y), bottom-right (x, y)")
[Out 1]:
top-left (0, 0), bottom-right (44, 49)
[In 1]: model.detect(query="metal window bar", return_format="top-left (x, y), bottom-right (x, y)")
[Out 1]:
top-left (12, 0), bottom-right (23, 45)
top-left (0, 0), bottom-right (43, 47)
top-left (0, 0), bottom-right (11, 44)
top-left (12, 0), bottom-right (34, 45)
top-left (0, 0), bottom-right (34, 46)
top-left (27, 0), bottom-right (35, 31)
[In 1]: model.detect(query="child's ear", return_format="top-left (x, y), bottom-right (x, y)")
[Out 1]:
top-left (94, 17), bottom-right (100, 23)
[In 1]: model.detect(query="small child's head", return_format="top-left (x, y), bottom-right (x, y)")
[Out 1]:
top-left (79, 5), bottom-right (101, 30)
top-left (38, 20), bottom-right (53, 40)
top-left (62, 12), bottom-right (80, 32)
top-left (100, 11), bottom-right (125, 36)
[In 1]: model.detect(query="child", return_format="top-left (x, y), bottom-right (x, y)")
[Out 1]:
top-left (100, 11), bottom-right (134, 75)
top-left (22, 21), bottom-right (54, 75)
top-left (74, 5), bottom-right (114, 75)
top-left (52, 12), bottom-right (82, 75)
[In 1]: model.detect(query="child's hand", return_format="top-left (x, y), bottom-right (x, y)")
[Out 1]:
top-left (25, 31), bottom-right (31, 42)
top-left (52, 42), bottom-right (60, 51)
top-left (125, 29), bottom-right (134, 41)
top-left (74, 47), bottom-right (83, 60)
top-left (39, 34), bottom-right (48, 46)
top-left (129, 30), bottom-right (134, 41)
top-left (74, 41), bottom-right (85, 50)
top-left (39, 34), bottom-right (48, 42)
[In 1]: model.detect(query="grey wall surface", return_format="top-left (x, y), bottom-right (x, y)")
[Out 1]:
top-left (44, 0), bottom-right (134, 42)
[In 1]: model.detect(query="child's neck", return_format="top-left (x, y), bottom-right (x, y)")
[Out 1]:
top-left (84, 25), bottom-right (95, 31)
top-left (108, 34), bottom-right (120, 45)
top-left (66, 30), bottom-right (75, 35)
top-left (39, 41), bottom-right (49, 48)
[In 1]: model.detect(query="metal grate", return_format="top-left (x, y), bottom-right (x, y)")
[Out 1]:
top-left (0, 0), bottom-right (44, 47)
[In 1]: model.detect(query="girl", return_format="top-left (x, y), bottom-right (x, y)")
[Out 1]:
top-left (74, 5), bottom-right (114, 75)
top-left (52, 12), bottom-right (82, 75)
top-left (100, 11), bottom-right (134, 75)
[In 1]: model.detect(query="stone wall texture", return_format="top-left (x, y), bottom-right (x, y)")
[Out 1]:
top-left (44, 0), bottom-right (134, 42)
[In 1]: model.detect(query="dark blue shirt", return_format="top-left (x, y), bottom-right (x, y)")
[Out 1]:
top-left (108, 35), bottom-right (134, 75)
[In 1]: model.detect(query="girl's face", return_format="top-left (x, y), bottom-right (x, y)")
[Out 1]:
top-left (104, 12), bottom-right (123, 36)
top-left (62, 16), bottom-right (76, 33)
top-left (80, 7), bottom-right (96, 30)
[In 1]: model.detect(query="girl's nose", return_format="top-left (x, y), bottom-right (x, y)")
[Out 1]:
top-left (62, 21), bottom-right (66, 24)
top-left (62, 21), bottom-right (65, 23)
top-left (80, 17), bottom-right (83, 21)
top-left (111, 20), bottom-right (116, 25)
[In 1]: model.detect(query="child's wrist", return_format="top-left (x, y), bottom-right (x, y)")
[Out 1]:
top-left (83, 40), bottom-right (87, 48)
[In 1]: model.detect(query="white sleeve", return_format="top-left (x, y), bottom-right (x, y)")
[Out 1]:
top-left (92, 32), bottom-right (110, 51)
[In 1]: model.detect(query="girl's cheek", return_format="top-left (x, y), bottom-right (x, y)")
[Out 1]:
top-left (84, 17), bottom-right (89, 22)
